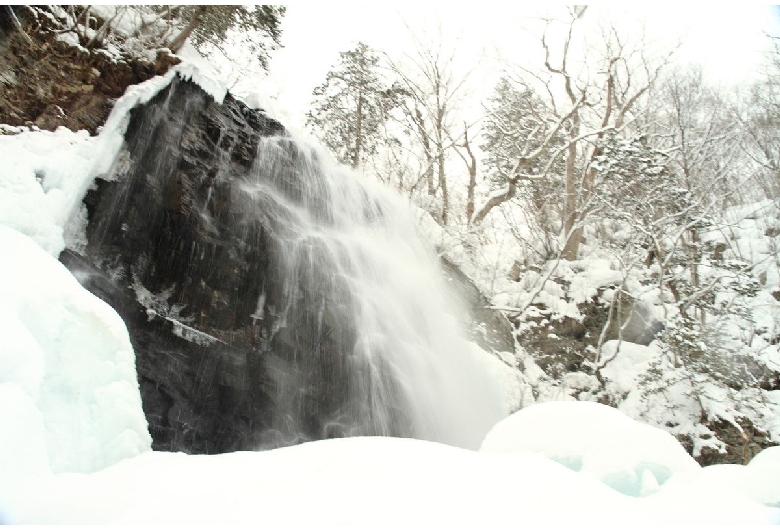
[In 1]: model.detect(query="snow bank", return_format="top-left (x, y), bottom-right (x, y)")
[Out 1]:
top-left (660, 446), bottom-right (780, 512)
top-left (1, 436), bottom-right (777, 525)
top-left (480, 401), bottom-right (701, 497)
top-left (0, 226), bottom-right (151, 474)
top-left (648, 445), bottom-right (780, 516)
top-left (746, 446), bottom-right (780, 507)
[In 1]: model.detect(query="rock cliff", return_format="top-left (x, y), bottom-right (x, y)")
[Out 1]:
top-left (62, 76), bottom-right (510, 452)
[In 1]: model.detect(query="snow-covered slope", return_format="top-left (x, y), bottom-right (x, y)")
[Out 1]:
top-left (426, 191), bottom-right (780, 462)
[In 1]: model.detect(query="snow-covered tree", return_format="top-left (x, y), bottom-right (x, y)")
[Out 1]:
top-left (306, 42), bottom-right (401, 169)
top-left (386, 36), bottom-right (475, 226)
top-left (482, 78), bottom-right (566, 189)
top-left (163, 6), bottom-right (285, 70)
top-left (742, 36), bottom-right (780, 200)
top-left (474, 77), bottom-right (567, 254)
top-left (16, 6), bottom-right (285, 71)
top-left (476, 8), bottom-right (671, 259)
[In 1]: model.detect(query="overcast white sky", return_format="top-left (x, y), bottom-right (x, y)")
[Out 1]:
top-left (260, 4), bottom-right (779, 128)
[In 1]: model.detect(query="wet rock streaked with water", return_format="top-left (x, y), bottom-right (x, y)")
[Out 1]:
top-left (62, 75), bottom-right (506, 455)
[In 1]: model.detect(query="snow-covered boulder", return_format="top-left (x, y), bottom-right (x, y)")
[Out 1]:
top-left (600, 340), bottom-right (659, 395)
top-left (0, 226), bottom-right (151, 474)
top-left (479, 401), bottom-right (701, 496)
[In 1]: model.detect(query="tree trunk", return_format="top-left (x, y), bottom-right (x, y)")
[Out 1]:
top-left (471, 178), bottom-right (517, 226)
top-left (353, 92), bottom-right (363, 168)
top-left (410, 107), bottom-right (436, 196)
top-left (561, 132), bottom-right (580, 260)
top-left (167, 6), bottom-right (208, 53)
top-left (463, 129), bottom-right (477, 224)
top-left (435, 102), bottom-right (448, 224)
top-left (563, 68), bottom-right (615, 261)
top-left (438, 150), bottom-right (448, 225)
top-left (465, 176), bottom-right (475, 224)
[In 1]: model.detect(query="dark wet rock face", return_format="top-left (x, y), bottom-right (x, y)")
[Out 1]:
top-left (62, 75), bottom-right (507, 454)
top-left (62, 248), bottom-right (273, 453)
top-left (65, 77), bottom-right (286, 452)
top-left (61, 75), bottom-right (457, 453)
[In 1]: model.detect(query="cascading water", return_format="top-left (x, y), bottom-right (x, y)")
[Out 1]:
top-left (240, 135), bottom-right (507, 449)
top-left (78, 76), bottom-right (507, 453)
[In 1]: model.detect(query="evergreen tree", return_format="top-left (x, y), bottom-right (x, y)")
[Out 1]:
top-left (475, 77), bottom-right (566, 237)
top-left (482, 78), bottom-right (565, 186)
top-left (306, 42), bottom-right (400, 169)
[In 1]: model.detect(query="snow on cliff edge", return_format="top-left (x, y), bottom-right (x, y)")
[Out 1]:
top-left (0, 62), bottom-right (224, 257)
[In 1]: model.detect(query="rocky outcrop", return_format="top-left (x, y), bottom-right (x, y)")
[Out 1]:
top-left (440, 256), bottom-right (515, 354)
top-left (517, 284), bottom-right (664, 378)
top-left (64, 77), bottom-right (286, 452)
top-left (73, 75), bottom-right (396, 452)
top-left (65, 74), bottom-right (506, 453)
top-left (679, 418), bottom-right (775, 466)
top-left (0, 6), bottom-right (179, 134)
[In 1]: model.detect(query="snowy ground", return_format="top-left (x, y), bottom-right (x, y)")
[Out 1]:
top-left (1, 400), bottom-right (779, 524)
top-left (1, 200), bottom-right (773, 524)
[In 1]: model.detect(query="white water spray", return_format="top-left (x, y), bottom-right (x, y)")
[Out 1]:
top-left (237, 134), bottom-right (507, 450)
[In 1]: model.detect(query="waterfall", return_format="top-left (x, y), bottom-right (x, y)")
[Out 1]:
top-left (81, 76), bottom-right (507, 453)
top-left (239, 135), bottom-right (507, 449)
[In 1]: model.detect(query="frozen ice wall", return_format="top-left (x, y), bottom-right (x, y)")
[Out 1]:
top-left (0, 226), bottom-right (151, 474)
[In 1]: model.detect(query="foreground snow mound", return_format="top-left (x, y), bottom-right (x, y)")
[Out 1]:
top-left (1, 436), bottom-right (777, 525)
top-left (480, 401), bottom-right (701, 497)
top-left (680, 447), bottom-right (780, 509)
top-left (0, 226), bottom-right (151, 474)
